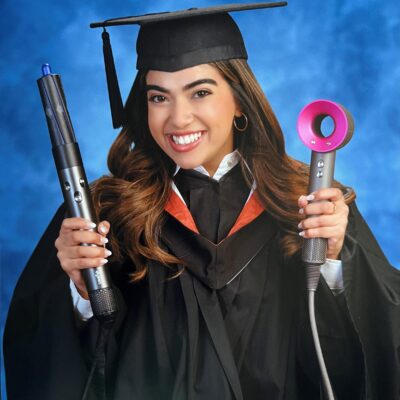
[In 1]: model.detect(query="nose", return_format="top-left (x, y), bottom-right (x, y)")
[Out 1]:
top-left (169, 97), bottom-right (194, 129)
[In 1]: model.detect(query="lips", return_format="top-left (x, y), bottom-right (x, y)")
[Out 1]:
top-left (166, 130), bottom-right (205, 152)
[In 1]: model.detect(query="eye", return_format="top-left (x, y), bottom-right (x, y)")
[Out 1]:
top-left (193, 89), bottom-right (211, 99)
top-left (148, 94), bottom-right (167, 103)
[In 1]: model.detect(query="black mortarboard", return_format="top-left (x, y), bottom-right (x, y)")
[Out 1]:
top-left (90, 2), bottom-right (287, 129)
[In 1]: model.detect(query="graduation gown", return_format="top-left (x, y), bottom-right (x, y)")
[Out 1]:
top-left (4, 166), bottom-right (400, 400)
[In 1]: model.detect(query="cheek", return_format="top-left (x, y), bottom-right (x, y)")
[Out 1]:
top-left (147, 107), bottom-right (164, 142)
top-left (211, 91), bottom-right (236, 121)
top-left (201, 101), bottom-right (234, 128)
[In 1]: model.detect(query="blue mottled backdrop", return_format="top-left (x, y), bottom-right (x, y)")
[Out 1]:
top-left (1, 0), bottom-right (399, 397)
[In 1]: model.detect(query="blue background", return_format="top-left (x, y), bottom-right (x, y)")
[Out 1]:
top-left (1, 0), bottom-right (399, 397)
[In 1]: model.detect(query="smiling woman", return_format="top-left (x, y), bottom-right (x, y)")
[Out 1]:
top-left (146, 65), bottom-right (239, 174)
top-left (4, 3), bottom-right (400, 400)
top-left (100, 56), bottom-right (320, 279)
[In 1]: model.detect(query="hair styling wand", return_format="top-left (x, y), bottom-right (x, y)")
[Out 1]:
top-left (297, 99), bottom-right (354, 400)
top-left (37, 63), bottom-right (118, 322)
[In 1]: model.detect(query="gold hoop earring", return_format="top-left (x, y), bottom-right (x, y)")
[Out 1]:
top-left (234, 113), bottom-right (248, 132)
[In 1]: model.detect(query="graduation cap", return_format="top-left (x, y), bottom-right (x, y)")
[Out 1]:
top-left (90, 2), bottom-right (288, 129)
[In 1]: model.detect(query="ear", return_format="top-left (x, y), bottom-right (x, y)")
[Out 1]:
top-left (234, 101), bottom-right (243, 118)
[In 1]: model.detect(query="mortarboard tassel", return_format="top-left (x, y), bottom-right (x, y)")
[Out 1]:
top-left (102, 29), bottom-right (126, 129)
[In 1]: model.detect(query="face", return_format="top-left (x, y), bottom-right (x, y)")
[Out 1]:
top-left (146, 64), bottom-right (241, 176)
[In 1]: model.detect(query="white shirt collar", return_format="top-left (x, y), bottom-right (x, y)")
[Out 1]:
top-left (173, 150), bottom-right (241, 182)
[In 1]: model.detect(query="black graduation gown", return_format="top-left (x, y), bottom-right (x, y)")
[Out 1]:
top-left (4, 167), bottom-right (400, 400)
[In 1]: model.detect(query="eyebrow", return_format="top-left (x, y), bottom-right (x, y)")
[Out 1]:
top-left (145, 78), bottom-right (218, 93)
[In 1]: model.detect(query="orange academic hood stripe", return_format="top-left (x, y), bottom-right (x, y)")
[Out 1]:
top-left (165, 190), bottom-right (265, 239)
top-left (165, 190), bottom-right (199, 234)
top-left (227, 193), bottom-right (264, 237)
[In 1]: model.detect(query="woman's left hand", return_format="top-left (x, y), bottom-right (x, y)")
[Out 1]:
top-left (297, 188), bottom-right (349, 260)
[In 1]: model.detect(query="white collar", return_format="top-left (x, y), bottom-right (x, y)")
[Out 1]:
top-left (171, 150), bottom-right (256, 205)
top-left (173, 150), bottom-right (241, 182)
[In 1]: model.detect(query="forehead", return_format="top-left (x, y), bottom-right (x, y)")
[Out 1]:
top-left (146, 64), bottom-right (224, 87)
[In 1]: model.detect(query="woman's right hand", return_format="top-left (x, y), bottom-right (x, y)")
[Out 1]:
top-left (55, 218), bottom-right (112, 299)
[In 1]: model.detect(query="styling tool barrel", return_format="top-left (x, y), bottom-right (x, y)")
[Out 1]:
top-left (37, 63), bottom-right (118, 322)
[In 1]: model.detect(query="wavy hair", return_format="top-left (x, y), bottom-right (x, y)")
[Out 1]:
top-left (92, 59), bottom-right (355, 280)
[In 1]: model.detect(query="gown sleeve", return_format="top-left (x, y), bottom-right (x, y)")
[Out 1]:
top-left (297, 201), bottom-right (400, 400)
top-left (341, 202), bottom-right (400, 398)
top-left (3, 206), bottom-right (93, 400)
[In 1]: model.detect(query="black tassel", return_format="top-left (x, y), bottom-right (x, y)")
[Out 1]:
top-left (102, 29), bottom-right (125, 129)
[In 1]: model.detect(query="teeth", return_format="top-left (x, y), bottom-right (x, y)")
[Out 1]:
top-left (171, 132), bottom-right (203, 145)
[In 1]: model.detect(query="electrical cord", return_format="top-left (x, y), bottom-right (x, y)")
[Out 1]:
top-left (308, 290), bottom-right (335, 400)
top-left (306, 262), bottom-right (335, 400)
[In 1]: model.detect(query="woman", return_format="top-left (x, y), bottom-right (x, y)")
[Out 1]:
top-left (4, 4), bottom-right (400, 400)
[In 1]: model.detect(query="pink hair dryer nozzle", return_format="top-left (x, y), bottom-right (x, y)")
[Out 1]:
top-left (297, 99), bottom-right (354, 152)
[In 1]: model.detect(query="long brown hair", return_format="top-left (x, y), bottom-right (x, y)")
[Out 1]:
top-left (92, 59), bottom-right (354, 280)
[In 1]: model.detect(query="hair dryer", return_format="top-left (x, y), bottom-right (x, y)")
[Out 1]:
top-left (297, 99), bottom-right (354, 400)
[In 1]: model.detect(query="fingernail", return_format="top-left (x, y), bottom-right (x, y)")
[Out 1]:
top-left (299, 208), bottom-right (304, 214)
top-left (298, 195), bottom-right (306, 202)
top-left (105, 250), bottom-right (112, 257)
top-left (298, 231), bottom-right (305, 237)
top-left (100, 259), bottom-right (108, 265)
top-left (297, 222), bottom-right (302, 229)
top-left (101, 237), bottom-right (109, 244)
top-left (87, 222), bottom-right (96, 229)
top-left (99, 225), bottom-right (108, 234)
top-left (306, 194), bottom-right (315, 201)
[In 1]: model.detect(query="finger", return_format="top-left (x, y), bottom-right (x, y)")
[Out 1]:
top-left (298, 195), bottom-right (310, 208)
top-left (326, 237), bottom-right (342, 260)
top-left (303, 201), bottom-right (337, 216)
top-left (64, 230), bottom-right (109, 246)
top-left (298, 192), bottom-right (328, 213)
top-left (309, 188), bottom-right (344, 202)
top-left (63, 256), bottom-right (109, 272)
top-left (60, 217), bottom-right (96, 233)
top-left (327, 237), bottom-right (340, 247)
top-left (299, 225), bottom-right (346, 240)
top-left (299, 215), bottom-right (342, 230)
top-left (69, 245), bottom-right (112, 260)
top-left (98, 221), bottom-right (110, 236)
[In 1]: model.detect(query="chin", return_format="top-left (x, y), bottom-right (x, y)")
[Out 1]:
top-left (173, 157), bottom-right (203, 171)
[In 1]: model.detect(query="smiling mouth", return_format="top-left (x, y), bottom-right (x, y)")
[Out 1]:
top-left (169, 131), bottom-right (204, 145)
